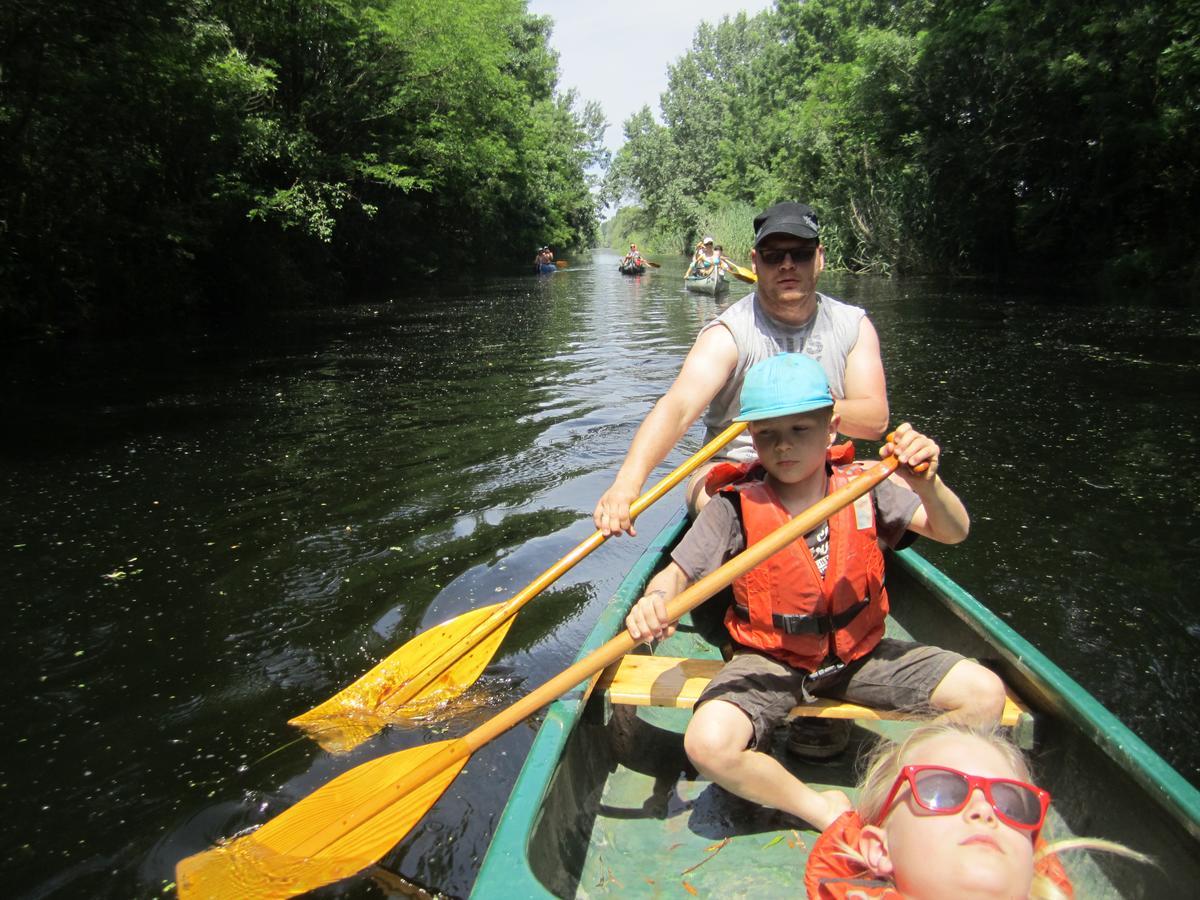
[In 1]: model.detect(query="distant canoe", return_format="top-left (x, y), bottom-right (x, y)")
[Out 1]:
top-left (684, 267), bottom-right (727, 294)
top-left (473, 508), bottom-right (1200, 898)
top-left (618, 261), bottom-right (646, 275)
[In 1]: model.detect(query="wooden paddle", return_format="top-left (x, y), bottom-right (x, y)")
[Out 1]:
top-left (288, 422), bottom-right (750, 753)
top-left (726, 260), bottom-right (757, 283)
top-left (643, 260), bottom-right (661, 267)
top-left (175, 453), bottom-right (900, 900)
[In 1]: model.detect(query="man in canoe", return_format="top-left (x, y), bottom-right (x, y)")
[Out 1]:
top-left (623, 354), bottom-right (1007, 831)
top-left (595, 201), bottom-right (890, 757)
top-left (595, 202), bottom-right (888, 534)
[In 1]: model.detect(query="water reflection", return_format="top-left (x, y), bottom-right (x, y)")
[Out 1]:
top-left (0, 253), bottom-right (1196, 897)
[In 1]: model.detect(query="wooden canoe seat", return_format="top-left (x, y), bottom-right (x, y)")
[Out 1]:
top-left (596, 655), bottom-right (1033, 732)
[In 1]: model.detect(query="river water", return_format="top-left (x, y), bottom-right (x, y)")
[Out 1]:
top-left (2, 250), bottom-right (1198, 897)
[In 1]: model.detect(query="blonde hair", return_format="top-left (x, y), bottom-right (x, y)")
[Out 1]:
top-left (843, 723), bottom-right (1150, 900)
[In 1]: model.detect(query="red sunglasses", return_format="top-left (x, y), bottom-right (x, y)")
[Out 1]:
top-left (879, 765), bottom-right (1051, 834)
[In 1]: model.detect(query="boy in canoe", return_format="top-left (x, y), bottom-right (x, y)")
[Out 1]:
top-left (624, 353), bottom-right (1006, 830)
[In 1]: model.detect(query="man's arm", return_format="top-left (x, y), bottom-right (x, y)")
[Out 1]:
top-left (594, 325), bottom-right (739, 536)
top-left (834, 316), bottom-right (889, 439)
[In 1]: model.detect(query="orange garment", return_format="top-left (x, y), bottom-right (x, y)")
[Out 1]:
top-left (805, 810), bottom-right (1075, 899)
top-left (720, 446), bottom-right (888, 672)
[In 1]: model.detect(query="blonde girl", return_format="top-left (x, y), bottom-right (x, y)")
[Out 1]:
top-left (805, 722), bottom-right (1148, 899)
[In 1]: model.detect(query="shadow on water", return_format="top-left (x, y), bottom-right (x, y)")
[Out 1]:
top-left (0, 252), bottom-right (1197, 897)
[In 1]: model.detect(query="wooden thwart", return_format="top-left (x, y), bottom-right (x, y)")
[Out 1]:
top-left (597, 654), bottom-right (1032, 729)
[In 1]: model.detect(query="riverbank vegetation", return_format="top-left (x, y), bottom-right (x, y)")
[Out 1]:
top-left (1, 0), bottom-right (607, 335)
top-left (605, 0), bottom-right (1199, 283)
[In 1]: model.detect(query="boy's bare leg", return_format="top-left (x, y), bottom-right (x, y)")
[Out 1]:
top-left (684, 699), bottom-right (851, 831)
top-left (929, 659), bottom-right (1007, 725)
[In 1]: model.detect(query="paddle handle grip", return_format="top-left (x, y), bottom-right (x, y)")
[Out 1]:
top-left (477, 421), bottom-right (749, 611)
top-left (489, 420), bottom-right (749, 611)
top-left (463, 456), bottom-right (899, 752)
top-left (884, 429), bottom-right (930, 474)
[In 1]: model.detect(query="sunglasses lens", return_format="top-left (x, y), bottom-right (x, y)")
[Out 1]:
top-left (913, 770), bottom-right (969, 811)
top-left (761, 247), bottom-right (816, 265)
top-left (991, 781), bottom-right (1043, 826)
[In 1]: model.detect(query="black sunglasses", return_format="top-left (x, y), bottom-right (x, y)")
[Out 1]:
top-left (758, 246), bottom-right (817, 266)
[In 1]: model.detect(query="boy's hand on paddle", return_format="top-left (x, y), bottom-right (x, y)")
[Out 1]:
top-left (881, 422), bottom-right (938, 486)
top-left (626, 589), bottom-right (676, 643)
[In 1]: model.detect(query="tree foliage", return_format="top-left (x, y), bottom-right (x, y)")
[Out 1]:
top-left (0, 0), bottom-right (606, 333)
top-left (608, 0), bottom-right (1198, 282)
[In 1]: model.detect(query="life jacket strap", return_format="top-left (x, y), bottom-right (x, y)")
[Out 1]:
top-left (732, 598), bottom-right (870, 636)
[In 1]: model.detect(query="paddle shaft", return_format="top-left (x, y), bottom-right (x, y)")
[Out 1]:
top-left (288, 455), bottom-right (898, 858)
top-left (462, 455), bottom-right (899, 750)
top-left (374, 421), bottom-right (747, 706)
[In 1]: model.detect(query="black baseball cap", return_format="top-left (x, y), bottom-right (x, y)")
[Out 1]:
top-left (753, 202), bottom-right (819, 246)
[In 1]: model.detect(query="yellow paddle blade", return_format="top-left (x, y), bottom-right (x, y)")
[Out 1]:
top-left (176, 740), bottom-right (469, 900)
top-left (289, 602), bottom-right (513, 754)
top-left (729, 262), bottom-right (756, 283)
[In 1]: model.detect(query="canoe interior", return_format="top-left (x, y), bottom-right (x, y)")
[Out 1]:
top-left (474, 510), bottom-right (1200, 898)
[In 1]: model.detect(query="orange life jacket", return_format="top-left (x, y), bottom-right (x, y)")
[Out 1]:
top-left (805, 810), bottom-right (1075, 899)
top-left (719, 446), bottom-right (888, 672)
top-left (805, 811), bottom-right (901, 899)
top-left (703, 441), bottom-right (857, 496)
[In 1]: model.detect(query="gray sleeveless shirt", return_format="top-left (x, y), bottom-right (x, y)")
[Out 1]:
top-left (700, 291), bottom-right (865, 461)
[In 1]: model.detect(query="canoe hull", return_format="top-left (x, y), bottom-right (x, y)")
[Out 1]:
top-left (618, 262), bottom-right (646, 275)
top-left (475, 510), bottom-right (1200, 897)
top-left (684, 269), bottom-right (727, 294)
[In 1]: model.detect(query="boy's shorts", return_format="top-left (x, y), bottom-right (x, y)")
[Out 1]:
top-left (693, 640), bottom-right (966, 750)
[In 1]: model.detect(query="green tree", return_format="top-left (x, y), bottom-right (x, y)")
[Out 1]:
top-left (0, 0), bottom-right (606, 333)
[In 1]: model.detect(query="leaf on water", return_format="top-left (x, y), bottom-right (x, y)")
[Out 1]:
top-left (704, 838), bottom-right (730, 853)
top-left (682, 881), bottom-right (698, 895)
top-left (761, 834), bottom-right (784, 849)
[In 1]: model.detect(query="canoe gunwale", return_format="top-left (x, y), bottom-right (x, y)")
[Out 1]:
top-left (894, 547), bottom-right (1200, 843)
top-left (471, 511), bottom-right (690, 899)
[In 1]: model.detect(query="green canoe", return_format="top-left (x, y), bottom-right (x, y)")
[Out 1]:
top-left (684, 267), bottom-right (728, 295)
top-left (474, 509), bottom-right (1200, 897)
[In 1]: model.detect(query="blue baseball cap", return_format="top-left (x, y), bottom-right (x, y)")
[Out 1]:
top-left (734, 354), bottom-right (833, 422)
